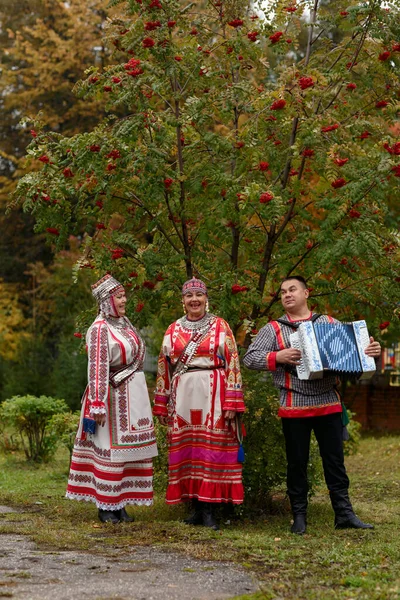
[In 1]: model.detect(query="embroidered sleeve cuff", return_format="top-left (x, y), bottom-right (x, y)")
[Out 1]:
top-left (154, 393), bottom-right (169, 403)
top-left (153, 394), bottom-right (169, 417)
top-left (222, 401), bottom-right (245, 413)
top-left (89, 405), bottom-right (106, 416)
top-left (153, 404), bottom-right (168, 417)
top-left (222, 391), bottom-right (245, 413)
top-left (266, 352), bottom-right (277, 371)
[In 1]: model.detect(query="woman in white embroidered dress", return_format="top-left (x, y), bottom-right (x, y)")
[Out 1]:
top-left (66, 274), bottom-right (158, 524)
top-left (153, 278), bottom-right (245, 530)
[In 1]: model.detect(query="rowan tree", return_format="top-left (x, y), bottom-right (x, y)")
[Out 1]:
top-left (14, 0), bottom-right (400, 339)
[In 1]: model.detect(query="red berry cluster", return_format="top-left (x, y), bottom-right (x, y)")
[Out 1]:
top-left (231, 284), bottom-right (249, 294)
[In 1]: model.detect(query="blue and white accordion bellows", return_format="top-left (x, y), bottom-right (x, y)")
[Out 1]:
top-left (289, 320), bottom-right (376, 380)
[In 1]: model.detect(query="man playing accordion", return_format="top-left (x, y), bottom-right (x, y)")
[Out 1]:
top-left (244, 276), bottom-right (381, 534)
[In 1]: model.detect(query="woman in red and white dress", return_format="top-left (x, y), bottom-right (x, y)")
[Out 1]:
top-left (66, 274), bottom-right (158, 523)
top-left (153, 278), bottom-right (245, 530)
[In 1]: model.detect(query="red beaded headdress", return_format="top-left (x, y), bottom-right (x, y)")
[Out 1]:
top-left (181, 277), bottom-right (208, 296)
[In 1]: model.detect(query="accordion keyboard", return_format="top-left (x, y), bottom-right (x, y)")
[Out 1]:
top-left (290, 334), bottom-right (308, 379)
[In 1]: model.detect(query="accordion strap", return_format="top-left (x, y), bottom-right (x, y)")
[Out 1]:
top-left (275, 313), bottom-right (322, 330)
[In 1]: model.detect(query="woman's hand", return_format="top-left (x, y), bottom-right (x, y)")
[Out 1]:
top-left (157, 415), bottom-right (168, 426)
top-left (93, 413), bottom-right (106, 427)
top-left (224, 410), bottom-right (236, 420)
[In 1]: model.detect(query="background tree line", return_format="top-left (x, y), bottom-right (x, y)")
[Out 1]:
top-left (0, 0), bottom-right (116, 403)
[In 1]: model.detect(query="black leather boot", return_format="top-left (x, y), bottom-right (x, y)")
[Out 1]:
top-left (116, 507), bottom-right (134, 523)
top-left (289, 495), bottom-right (307, 534)
top-left (201, 502), bottom-right (220, 531)
top-left (291, 514), bottom-right (307, 534)
top-left (98, 509), bottom-right (119, 524)
top-left (331, 489), bottom-right (374, 530)
top-left (183, 499), bottom-right (203, 526)
top-left (335, 516), bottom-right (374, 530)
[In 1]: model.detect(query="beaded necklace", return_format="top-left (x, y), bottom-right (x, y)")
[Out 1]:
top-left (107, 315), bottom-right (129, 330)
top-left (180, 312), bottom-right (214, 331)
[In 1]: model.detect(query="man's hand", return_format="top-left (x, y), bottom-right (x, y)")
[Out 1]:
top-left (364, 336), bottom-right (381, 358)
top-left (276, 348), bottom-right (302, 365)
top-left (157, 415), bottom-right (168, 426)
top-left (93, 413), bottom-right (106, 427)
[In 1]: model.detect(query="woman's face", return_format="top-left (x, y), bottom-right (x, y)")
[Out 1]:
top-left (183, 291), bottom-right (207, 320)
top-left (112, 289), bottom-right (127, 317)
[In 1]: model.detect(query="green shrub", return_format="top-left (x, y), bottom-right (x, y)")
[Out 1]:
top-left (0, 421), bottom-right (21, 453)
top-left (343, 409), bottom-right (362, 456)
top-left (241, 369), bottom-right (324, 512)
top-left (241, 371), bottom-right (287, 509)
top-left (0, 395), bottom-right (69, 462)
top-left (49, 411), bottom-right (81, 465)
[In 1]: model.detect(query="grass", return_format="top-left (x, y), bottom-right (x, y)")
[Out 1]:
top-left (0, 435), bottom-right (399, 599)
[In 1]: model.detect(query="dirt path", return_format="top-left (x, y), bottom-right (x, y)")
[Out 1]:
top-left (0, 508), bottom-right (259, 600)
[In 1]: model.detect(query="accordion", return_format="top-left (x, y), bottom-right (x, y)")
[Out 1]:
top-left (289, 320), bottom-right (376, 380)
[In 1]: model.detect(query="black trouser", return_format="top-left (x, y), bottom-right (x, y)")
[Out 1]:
top-left (281, 413), bottom-right (349, 502)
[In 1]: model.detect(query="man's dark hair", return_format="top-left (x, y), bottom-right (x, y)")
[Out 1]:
top-left (280, 275), bottom-right (308, 289)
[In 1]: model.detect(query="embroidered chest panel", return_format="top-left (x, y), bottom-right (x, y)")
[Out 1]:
top-left (170, 320), bottom-right (218, 360)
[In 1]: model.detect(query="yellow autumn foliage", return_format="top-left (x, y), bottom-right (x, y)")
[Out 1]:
top-left (0, 280), bottom-right (31, 361)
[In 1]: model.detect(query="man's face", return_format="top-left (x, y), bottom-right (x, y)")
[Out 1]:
top-left (280, 279), bottom-right (309, 312)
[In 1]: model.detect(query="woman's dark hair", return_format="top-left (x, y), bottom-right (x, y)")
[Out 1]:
top-left (280, 275), bottom-right (308, 289)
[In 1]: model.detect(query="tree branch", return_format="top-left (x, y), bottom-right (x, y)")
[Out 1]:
top-left (230, 67), bottom-right (241, 271)
top-left (311, 273), bottom-right (388, 297)
top-left (173, 74), bottom-right (192, 278)
top-left (127, 193), bottom-right (182, 254)
top-left (311, 27), bottom-right (326, 46)
top-left (286, 243), bottom-right (321, 280)
top-left (251, 223), bottom-right (277, 320)
top-left (164, 190), bottom-right (184, 245)
top-left (251, 1), bottom-right (320, 321)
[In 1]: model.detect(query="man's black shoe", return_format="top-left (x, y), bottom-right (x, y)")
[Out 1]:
top-left (335, 516), bottom-right (374, 530)
top-left (291, 514), bottom-right (307, 534)
top-left (98, 509), bottom-right (119, 524)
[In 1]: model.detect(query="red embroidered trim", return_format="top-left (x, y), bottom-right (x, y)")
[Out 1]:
top-left (286, 311), bottom-right (312, 323)
top-left (266, 352), bottom-right (277, 370)
top-left (278, 404), bottom-right (342, 418)
top-left (270, 321), bottom-right (286, 350)
top-left (285, 371), bottom-right (293, 407)
top-left (89, 323), bottom-right (109, 408)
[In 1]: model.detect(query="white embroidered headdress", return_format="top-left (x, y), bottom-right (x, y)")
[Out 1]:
top-left (91, 274), bottom-right (124, 318)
